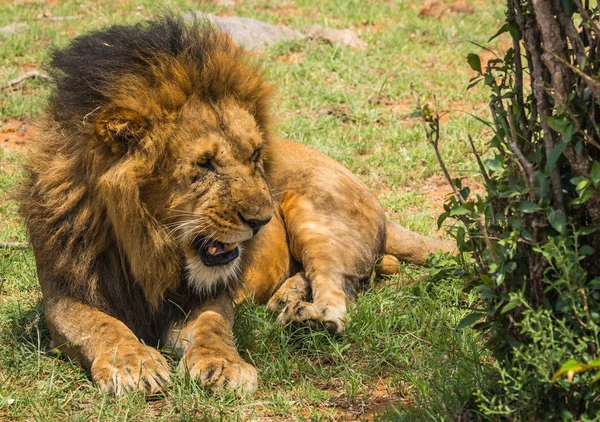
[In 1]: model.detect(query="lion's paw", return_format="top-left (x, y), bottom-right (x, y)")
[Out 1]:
top-left (179, 350), bottom-right (258, 395)
top-left (91, 344), bottom-right (171, 395)
top-left (267, 273), bottom-right (310, 312)
top-left (276, 301), bottom-right (346, 335)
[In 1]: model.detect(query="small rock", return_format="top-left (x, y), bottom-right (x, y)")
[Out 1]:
top-left (185, 12), bottom-right (304, 51)
top-left (306, 25), bottom-right (367, 51)
top-left (0, 23), bottom-right (29, 37)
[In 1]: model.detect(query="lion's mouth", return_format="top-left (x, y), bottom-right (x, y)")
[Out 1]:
top-left (193, 237), bottom-right (240, 267)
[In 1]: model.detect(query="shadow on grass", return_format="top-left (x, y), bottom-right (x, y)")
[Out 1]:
top-left (1, 298), bottom-right (51, 352)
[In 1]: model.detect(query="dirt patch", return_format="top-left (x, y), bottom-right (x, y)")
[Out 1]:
top-left (401, 174), bottom-right (485, 214)
top-left (1, 119), bottom-right (33, 151)
top-left (277, 52), bottom-right (305, 64)
top-left (369, 95), bottom-right (488, 122)
top-left (356, 18), bottom-right (394, 34)
top-left (258, 2), bottom-right (306, 25)
top-left (414, 174), bottom-right (453, 210)
top-left (418, 0), bottom-right (476, 19)
top-left (323, 378), bottom-right (411, 421)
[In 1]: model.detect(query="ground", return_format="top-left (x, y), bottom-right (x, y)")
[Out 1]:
top-left (0, 0), bottom-right (505, 420)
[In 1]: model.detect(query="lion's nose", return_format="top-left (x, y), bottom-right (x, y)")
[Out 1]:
top-left (239, 213), bottom-right (272, 235)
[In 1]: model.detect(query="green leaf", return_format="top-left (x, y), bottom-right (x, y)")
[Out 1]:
top-left (480, 286), bottom-right (496, 299)
top-left (467, 53), bottom-right (482, 73)
top-left (545, 142), bottom-right (568, 174)
top-left (588, 358), bottom-right (600, 368)
top-left (467, 77), bottom-right (482, 91)
top-left (501, 300), bottom-right (519, 313)
top-left (551, 359), bottom-right (589, 382)
top-left (450, 206), bottom-right (470, 216)
top-left (546, 115), bottom-right (571, 133)
top-left (580, 245), bottom-right (595, 256)
top-left (457, 313), bottom-right (485, 329)
top-left (518, 202), bottom-right (542, 213)
top-left (548, 209), bottom-right (567, 234)
top-left (564, 122), bottom-right (574, 143)
top-left (591, 161), bottom-right (600, 186)
top-left (592, 372), bottom-right (600, 383)
top-left (488, 22), bottom-right (510, 42)
top-left (580, 226), bottom-right (597, 236)
top-left (573, 190), bottom-right (593, 205)
top-left (576, 178), bottom-right (590, 192)
top-left (437, 212), bottom-right (448, 229)
top-left (485, 158), bottom-right (503, 172)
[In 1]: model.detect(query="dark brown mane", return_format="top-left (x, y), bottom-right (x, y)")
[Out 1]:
top-left (48, 14), bottom-right (273, 131)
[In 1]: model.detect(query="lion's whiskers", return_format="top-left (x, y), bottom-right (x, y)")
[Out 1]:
top-left (163, 217), bottom-right (214, 244)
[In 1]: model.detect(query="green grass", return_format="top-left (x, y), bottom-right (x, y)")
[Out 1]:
top-left (0, 0), bottom-right (505, 419)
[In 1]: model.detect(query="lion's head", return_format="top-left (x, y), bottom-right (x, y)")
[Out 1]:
top-left (20, 16), bottom-right (275, 308)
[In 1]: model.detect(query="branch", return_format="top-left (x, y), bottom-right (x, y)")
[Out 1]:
top-left (0, 241), bottom-right (31, 249)
top-left (521, 15), bottom-right (565, 212)
top-left (502, 99), bottom-right (536, 190)
top-left (1, 70), bottom-right (50, 90)
top-left (550, 52), bottom-right (600, 102)
top-left (468, 135), bottom-right (490, 185)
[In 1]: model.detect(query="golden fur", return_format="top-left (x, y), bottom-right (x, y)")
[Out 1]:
top-left (18, 16), bottom-right (454, 395)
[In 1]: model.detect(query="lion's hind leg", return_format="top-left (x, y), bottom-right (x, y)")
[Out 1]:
top-left (274, 193), bottom-right (381, 335)
top-left (266, 272), bottom-right (310, 312)
top-left (267, 272), bottom-right (347, 334)
top-left (272, 265), bottom-right (354, 335)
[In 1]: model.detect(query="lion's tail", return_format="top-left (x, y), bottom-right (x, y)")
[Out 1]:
top-left (375, 218), bottom-right (457, 276)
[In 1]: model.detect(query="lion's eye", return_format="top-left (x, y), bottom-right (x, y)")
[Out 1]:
top-left (197, 160), bottom-right (216, 172)
top-left (251, 149), bottom-right (261, 163)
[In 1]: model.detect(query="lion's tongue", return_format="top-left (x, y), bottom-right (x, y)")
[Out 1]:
top-left (207, 240), bottom-right (238, 256)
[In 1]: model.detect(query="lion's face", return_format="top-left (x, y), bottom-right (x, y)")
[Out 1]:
top-left (167, 100), bottom-right (274, 292)
top-left (94, 98), bottom-right (274, 295)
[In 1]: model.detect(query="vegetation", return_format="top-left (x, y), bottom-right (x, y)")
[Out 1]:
top-left (423, 0), bottom-right (600, 419)
top-left (0, 0), bottom-right (507, 420)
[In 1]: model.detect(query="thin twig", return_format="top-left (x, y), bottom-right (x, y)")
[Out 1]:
top-left (506, 107), bottom-right (535, 189)
top-left (550, 52), bottom-right (600, 105)
top-left (35, 15), bottom-right (78, 22)
top-left (468, 135), bottom-right (490, 185)
top-left (411, 87), bottom-right (492, 269)
top-left (0, 241), bottom-right (31, 249)
top-left (1, 70), bottom-right (50, 90)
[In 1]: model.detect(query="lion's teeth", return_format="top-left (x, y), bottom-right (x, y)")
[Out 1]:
top-left (208, 246), bottom-right (217, 255)
top-left (223, 243), bottom-right (239, 253)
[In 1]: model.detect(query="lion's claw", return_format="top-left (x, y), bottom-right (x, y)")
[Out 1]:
top-left (276, 300), bottom-right (346, 335)
top-left (179, 351), bottom-right (258, 395)
top-left (91, 345), bottom-right (171, 395)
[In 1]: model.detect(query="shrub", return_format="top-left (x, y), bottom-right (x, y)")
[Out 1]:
top-left (420, 0), bottom-right (600, 419)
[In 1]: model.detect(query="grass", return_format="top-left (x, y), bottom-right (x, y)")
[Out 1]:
top-left (0, 0), bottom-right (505, 420)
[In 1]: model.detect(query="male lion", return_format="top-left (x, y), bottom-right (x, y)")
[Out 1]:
top-left (18, 16), bottom-right (453, 395)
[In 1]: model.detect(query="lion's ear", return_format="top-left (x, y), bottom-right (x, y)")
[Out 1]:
top-left (94, 107), bottom-right (150, 155)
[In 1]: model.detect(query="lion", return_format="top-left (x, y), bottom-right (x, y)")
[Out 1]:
top-left (18, 15), bottom-right (454, 396)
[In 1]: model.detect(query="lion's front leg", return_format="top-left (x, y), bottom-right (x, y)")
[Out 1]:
top-left (169, 292), bottom-right (257, 394)
top-left (45, 296), bottom-right (171, 395)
